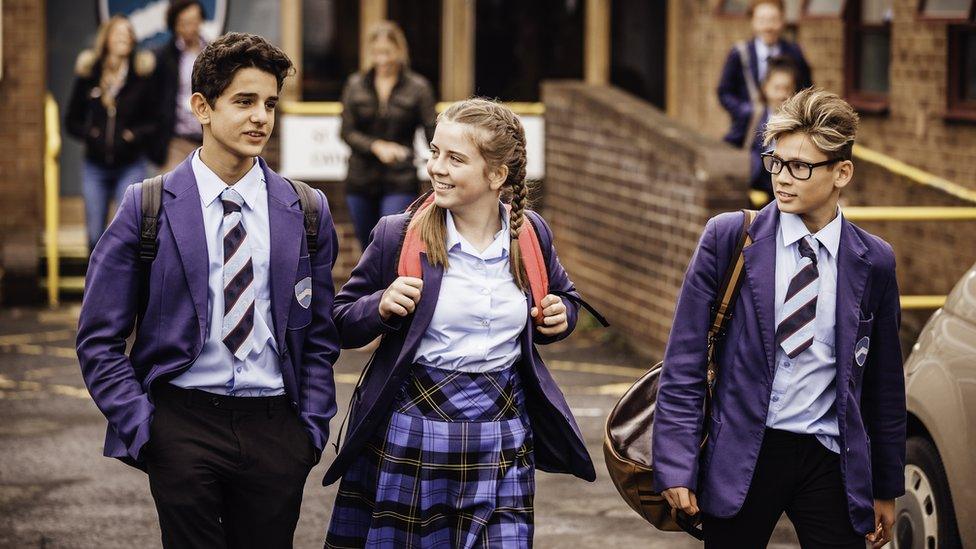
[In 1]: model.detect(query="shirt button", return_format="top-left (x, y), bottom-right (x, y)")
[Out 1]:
top-left (236, 367), bottom-right (242, 373)
top-left (771, 395), bottom-right (780, 402)
top-left (482, 319), bottom-right (490, 327)
top-left (481, 288), bottom-right (490, 295)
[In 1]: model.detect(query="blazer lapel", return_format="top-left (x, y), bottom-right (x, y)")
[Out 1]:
top-left (834, 219), bottom-right (871, 416)
top-left (742, 205), bottom-right (779, 378)
top-left (748, 40), bottom-right (761, 87)
top-left (395, 254), bottom-right (443, 366)
top-left (265, 167), bottom-right (305, 351)
top-left (163, 158), bottom-right (208, 342)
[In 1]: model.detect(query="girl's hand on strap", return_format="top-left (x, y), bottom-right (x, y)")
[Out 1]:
top-left (531, 294), bottom-right (568, 336)
top-left (379, 277), bottom-right (423, 321)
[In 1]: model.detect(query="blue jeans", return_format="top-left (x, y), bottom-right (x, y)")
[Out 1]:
top-left (346, 192), bottom-right (417, 250)
top-left (82, 157), bottom-right (147, 251)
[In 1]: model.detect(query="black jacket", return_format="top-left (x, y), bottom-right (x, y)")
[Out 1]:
top-left (149, 40), bottom-right (187, 165)
top-left (65, 49), bottom-right (159, 168)
top-left (340, 68), bottom-right (437, 196)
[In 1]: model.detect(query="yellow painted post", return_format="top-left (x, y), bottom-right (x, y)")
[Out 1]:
top-left (44, 93), bottom-right (62, 308)
top-left (360, 0), bottom-right (388, 71)
top-left (280, 0), bottom-right (302, 101)
top-left (585, 0), bottom-right (611, 85)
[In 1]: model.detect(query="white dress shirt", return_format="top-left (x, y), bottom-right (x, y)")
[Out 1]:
top-left (414, 205), bottom-right (528, 373)
top-left (169, 149), bottom-right (283, 396)
top-left (765, 209), bottom-right (843, 453)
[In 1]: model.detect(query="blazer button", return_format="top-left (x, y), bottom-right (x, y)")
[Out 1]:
top-left (211, 397), bottom-right (221, 407)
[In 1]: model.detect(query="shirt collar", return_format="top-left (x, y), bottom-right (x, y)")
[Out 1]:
top-left (191, 149), bottom-right (264, 210)
top-left (754, 38), bottom-right (781, 59)
top-left (780, 208), bottom-right (843, 258)
top-left (444, 202), bottom-right (511, 259)
top-left (175, 36), bottom-right (206, 54)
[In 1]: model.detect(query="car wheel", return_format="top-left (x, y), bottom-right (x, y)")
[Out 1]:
top-left (893, 437), bottom-right (961, 549)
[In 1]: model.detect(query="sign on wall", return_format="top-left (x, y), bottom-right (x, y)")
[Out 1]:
top-left (98, 0), bottom-right (226, 47)
top-left (280, 114), bottom-right (546, 182)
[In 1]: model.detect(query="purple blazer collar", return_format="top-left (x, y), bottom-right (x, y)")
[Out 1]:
top-left (162, 154), bottom-right (306, 354)
top-left (742, 204), bottom-right (872, 381)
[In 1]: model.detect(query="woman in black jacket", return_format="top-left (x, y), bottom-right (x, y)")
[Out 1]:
top-left (340, 20), bottom-right (437, 250)
top-left (66, 15), bottom-right (158, 252)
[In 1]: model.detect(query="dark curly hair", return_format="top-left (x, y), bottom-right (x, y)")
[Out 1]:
top-left (192, 32), bottom-right (294, 106)
top-left (166, 0), bottom-right (206, 33)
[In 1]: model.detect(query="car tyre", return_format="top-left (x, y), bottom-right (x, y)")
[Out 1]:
top-left (893, 436), bottom-right (961, 549)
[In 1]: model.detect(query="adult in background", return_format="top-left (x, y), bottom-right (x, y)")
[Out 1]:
top-left (66, 15), bottom-right (158, 252)
top-left (152, 0), bottom-right (208, 172)
top-left (718, 0), bottom-right (812, 149)
top-left (340, 20), bottom-right (437, 250)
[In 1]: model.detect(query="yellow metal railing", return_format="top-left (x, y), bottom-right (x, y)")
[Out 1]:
top-left (280, 101), bottom-right (546, 116)
top-left (44, 93), bottom-right (62, 308)
top-left (853, 145), bottom-right (976, 205)
top-left (844, 207), bottom-right (976, 222)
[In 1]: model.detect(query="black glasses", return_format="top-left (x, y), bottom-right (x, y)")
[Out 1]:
top-left (761, 152), bottom-right (843, 181)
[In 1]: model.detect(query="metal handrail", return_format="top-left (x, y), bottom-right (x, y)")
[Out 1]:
top-left (853, 145), bottom-right (976, 205)
top-left (280, 100), bottom-right (546, 116)
top-left (44, 93), bottom-right (62, 308)
top-left (844, 207), bottom-right (976, 222)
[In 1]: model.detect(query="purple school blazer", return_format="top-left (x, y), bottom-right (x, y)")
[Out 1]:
top-left (322, 210), bottom-right (597, 486)
top-left (651, 203), bottom-right (906, 535)
top-left (76, 157), bottom-right (341, 469)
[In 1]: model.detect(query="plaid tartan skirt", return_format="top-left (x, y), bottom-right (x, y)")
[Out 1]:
top-left (324, 364), bottom-right (535, 549)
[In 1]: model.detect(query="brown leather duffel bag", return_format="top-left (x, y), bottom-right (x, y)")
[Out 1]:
top-left (603, 210), bottom-right (756, 539)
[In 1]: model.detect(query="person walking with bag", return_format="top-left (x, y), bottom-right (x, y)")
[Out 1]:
top-left (323, 98), bottom-right (599, 548)
top-left (339, 20), bottom-right (437, 250)
top-left (652, 88), bottom-right (905, 548)
top-left (76, 32), bottom-right (340, 548)
top-left (66, 15), bottom-right (159, 252)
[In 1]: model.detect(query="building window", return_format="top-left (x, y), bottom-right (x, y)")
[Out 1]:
top-left (302, 0), bottom-right (360, 101)
top-left (719, 0), bottom-right (750, 15)
top-left (805, 0), bottom-right (847, 17)
top-left (719, 0), bottom-right (803, 21)
top-left (611, 0), bottom-right (666, 107)
top-left (389, 0), bottom-right (441, 98)
top-left (845, 0), bottom-right (893, 112)
top-left (474, 0), bottom-right (584, 101)
top-left (948, 24), bottom-right (976, 121)
top-left (919, 0), bottom-right (974, 19)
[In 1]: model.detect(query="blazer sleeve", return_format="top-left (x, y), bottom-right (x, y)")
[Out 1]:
top-left (333, 216), bottom-right (404, 348)
top-left (860, 252), bottom-right (907, 500)
top-left (651, 216), bottom-right (724, 493)
top-left (528, 211), bottom-right (581, 345)
top-left (418, 80), bottom-right (437, 145)
top-left (791, 43), bottom-right (814, 90)
top-left (75, 185), bottom-right (153, 462)
top-left (717, 47), bottom-right (751, 120)
top-left (301, 190), bottom-right (342, 455)
top-left (340, 78), bottom-right (378, 156)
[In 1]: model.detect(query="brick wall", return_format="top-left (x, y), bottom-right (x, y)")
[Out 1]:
top-left (669, 0), bottom-right (976, 190)
top-left (544, 81), bottom-right (976, 358)
top-left (0, 0), bottom-right (46, 303)
top-left (543, 81), bottom-right (747, 356)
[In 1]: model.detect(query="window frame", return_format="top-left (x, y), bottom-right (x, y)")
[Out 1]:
top-left (917, 0), bottom-right (975, 22)
top-left (946, 23), bottom-right (976, 122)
top-left (801, 0), bottom-right (849, 19)
top-left (843, 0), bottom-right (892, 114)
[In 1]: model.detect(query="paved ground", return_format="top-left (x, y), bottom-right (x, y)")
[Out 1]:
top-left (0, 305), bottom-right (802, 548)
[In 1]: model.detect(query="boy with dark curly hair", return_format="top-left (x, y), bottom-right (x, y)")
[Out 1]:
top-left (77, 32), bottom-right (341, 548)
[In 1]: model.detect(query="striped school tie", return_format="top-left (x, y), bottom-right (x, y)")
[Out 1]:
top-left (775, 236), bottom-right (819, 359)
top-left (220, 188), bottom-right (255, 361)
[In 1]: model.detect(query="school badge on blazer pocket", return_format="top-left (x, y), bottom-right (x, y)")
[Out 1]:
top-left (295, 277), bottom-right (312, 309)
top-left (855, 336), bottom-right (870, 367)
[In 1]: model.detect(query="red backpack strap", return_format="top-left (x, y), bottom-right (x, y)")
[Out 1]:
top-left (396, 192), bottom-right (435, 279)
top-left (517, 222), bottom-right (549, 323)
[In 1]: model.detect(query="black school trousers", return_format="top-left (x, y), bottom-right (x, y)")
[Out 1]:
top-left (145, 383), bottom-right (317, 549)
top-left (703, 429), bottom-right (866, 549)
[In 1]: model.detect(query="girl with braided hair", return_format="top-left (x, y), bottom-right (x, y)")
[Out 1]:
top-left (323, 98), bottom-right (595, 548)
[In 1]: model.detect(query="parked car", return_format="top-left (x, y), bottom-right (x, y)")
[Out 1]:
top-left (897, 262), bottom-right (976, 549)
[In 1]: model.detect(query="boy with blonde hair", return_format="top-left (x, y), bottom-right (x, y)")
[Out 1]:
top-left (653, 88), bottom-right (905, 548)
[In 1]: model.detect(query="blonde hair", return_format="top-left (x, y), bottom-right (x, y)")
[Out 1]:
top-left (414, 98), bottom-right (531, 290)
top-left (763, 87), bottom-right (859, 160)
top-left (93, 15), bottom-right (136, 64)
top-left (365, 20), bottom-right (410, 69)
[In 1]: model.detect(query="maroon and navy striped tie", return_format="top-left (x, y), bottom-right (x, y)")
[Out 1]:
top-left (775, 236), bottom-right (819, 359)
top-left (220, 188), bottom-right (255, 360)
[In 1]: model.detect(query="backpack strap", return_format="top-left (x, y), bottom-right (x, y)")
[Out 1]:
top-left (138, 175), bottom-right (164, 262)
top-left (735, 41), bottom-right (765, 150)
top-left (705, 209), bottom-right (757, 393)
top-left (286, 178), bottom-right (321, 255)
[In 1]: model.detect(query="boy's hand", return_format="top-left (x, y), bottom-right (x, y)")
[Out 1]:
top-left (379, 277), bottom-right (423, 320)
top-left (531, 294), bottom-right (568, 336)
top-left (662, 486), bottom-right (699, 516)
top-left (866, 499), bottom-right (895, 548)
